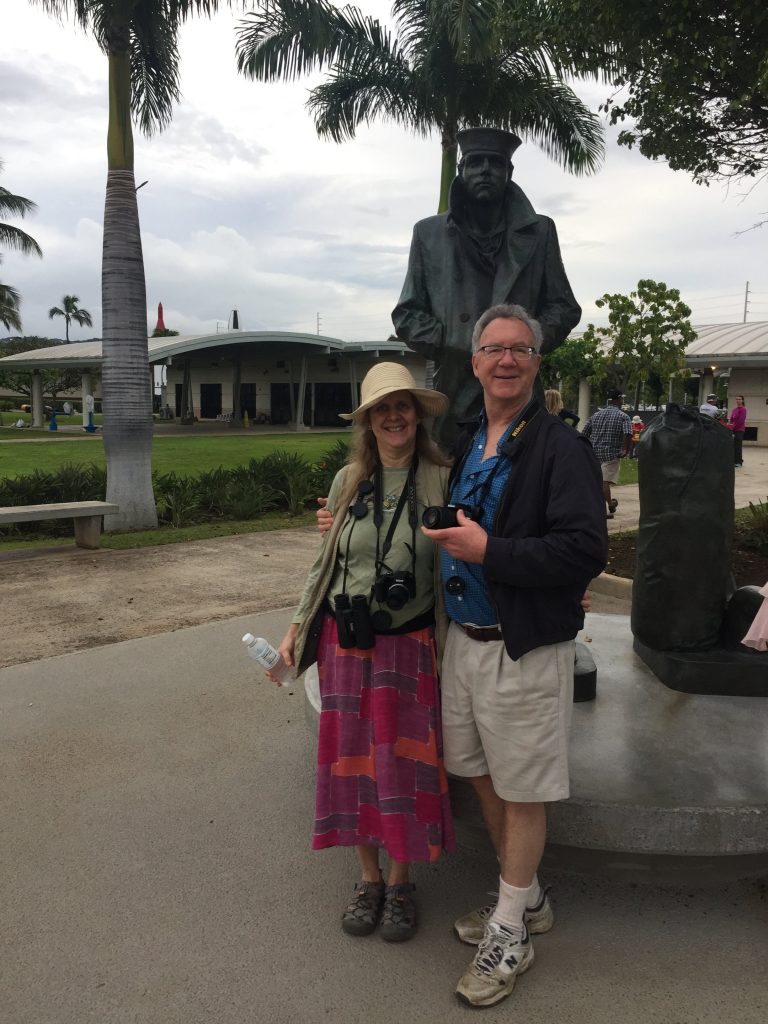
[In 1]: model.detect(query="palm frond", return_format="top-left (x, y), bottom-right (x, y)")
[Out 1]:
top-left (236, 0), bottom-right (396, 82)
top-left (129, 2), bottom-right (182, 134)
top-left (309, 66), bottom-right (431, 142)
top-left (0, 186), bottom-right (38, 221)
top-left (0, 282), bottom-right (22, 332)
top-left (471, 70), bottom-right (604, 174)
top-left (0, 223), bottom-right (44, 258)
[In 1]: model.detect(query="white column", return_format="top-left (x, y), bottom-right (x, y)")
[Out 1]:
top-left (577, 379), bottom-right (591, 431)
top-left (81, 372), bottom-right (92, 426)
top-left (295, 356), bottom-right (309, 431)
top-left (31, 371), bottom-right (44, 428)
top-left (699, 374), bottom-right (714, 404)
top-left (349, 360), bottom-right (358, 412)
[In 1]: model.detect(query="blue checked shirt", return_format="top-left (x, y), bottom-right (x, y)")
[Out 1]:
top-left (442, 415), bottom-right (518, 626)
top-left (582, 405), bottom-right (632, 463)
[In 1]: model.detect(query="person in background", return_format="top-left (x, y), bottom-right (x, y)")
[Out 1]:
top-left (729, 394), bottom-right (747, 467)
top-left (581, 390), bottom-right (632, 518)
top-left (630, 414), bottom-right (645, 458)
top-left (274, 363), bottom-right (455, 943)
top-left (699, 393), bottom-right (719, 417)
top-left (544, 388), bottom-right (580, 428)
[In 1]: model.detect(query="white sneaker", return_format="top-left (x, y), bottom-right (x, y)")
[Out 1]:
top-left (456, 921), bottom-right (534, 1007)
top-left (453, 887), bottom-right (553, 945)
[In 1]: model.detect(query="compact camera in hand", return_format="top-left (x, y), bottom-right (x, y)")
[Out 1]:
top-left (421, 503), bottom-right (481, 530)
top-left (373, 571), bottom-right (416, 611)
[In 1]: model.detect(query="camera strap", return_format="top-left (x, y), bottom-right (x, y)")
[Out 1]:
top-left (373, 457), bottom-right (418, 582)
top-left (452, 409), bottom-right (535, 509)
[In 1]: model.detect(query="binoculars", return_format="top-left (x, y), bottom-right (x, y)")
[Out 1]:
top-left (333, 593), bottom-right (374, 650)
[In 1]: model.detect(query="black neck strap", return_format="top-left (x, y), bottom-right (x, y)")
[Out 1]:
top-left (374, 457), bottom-right (418, 580)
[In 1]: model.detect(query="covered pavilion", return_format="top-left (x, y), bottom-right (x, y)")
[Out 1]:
top-left (0, 330), bottom-right (417, 430)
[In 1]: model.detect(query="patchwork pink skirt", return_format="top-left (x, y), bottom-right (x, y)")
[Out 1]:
top-left (312, 613), bottom-right (455, 863)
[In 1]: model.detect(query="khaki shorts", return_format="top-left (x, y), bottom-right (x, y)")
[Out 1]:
top-left (441, 622), bottom-right (574, 802)
top-left (601, 458), bottom-right (621, 483)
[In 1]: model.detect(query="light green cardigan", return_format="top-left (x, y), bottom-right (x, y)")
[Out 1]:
top-left (292, 459), bottom-right (450, 675)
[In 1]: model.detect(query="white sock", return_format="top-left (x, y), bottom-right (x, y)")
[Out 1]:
top-left (527, 874), bottom-right (542, 909)
top-left (490, 876), bottom-right (531, 933)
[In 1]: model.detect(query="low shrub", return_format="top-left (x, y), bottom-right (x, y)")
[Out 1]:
top-left (0, 444), bottom-right (349, 539)
top-left (745, 498), bottom-right (768, 554)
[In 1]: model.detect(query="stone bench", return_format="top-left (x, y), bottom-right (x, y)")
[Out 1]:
top-left (0, 501), bottom-right (120, 549)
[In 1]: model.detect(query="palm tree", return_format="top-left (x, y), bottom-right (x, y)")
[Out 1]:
top-left (34, 2), bottom-right (232, 531)
top-left (236, 0), bottom-right (605, 212)
top-left (1, 160), bottom-right (43, 332)
top-left (48, 294), bottom-right (94, 342)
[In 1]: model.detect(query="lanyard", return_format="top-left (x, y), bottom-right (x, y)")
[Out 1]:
top-left (338, 458), bottom-right (418, 596)
top-left (373, 458), bottom-right (418, 579)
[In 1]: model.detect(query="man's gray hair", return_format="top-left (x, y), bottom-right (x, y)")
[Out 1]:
top-left (471, 304), bottom-right (544, 352)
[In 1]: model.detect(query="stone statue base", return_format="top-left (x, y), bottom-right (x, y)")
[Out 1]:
top-left (634, 585), bottom-right (768, 697)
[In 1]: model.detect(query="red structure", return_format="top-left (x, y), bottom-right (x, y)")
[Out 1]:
top-left (154, 302), bottom-right (166, 333)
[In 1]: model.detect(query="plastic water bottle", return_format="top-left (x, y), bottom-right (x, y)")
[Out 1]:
top-left (242, 633), bottom-right (291, 685)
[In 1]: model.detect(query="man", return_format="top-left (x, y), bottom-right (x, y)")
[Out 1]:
top-left (392, 127), bottom-right (581, 447)
top-left (699, 393), bottom-right (719, 417)
top-left (581, 390), bottom-right (632, 519)
top-left (422, 304), bottom-right (607, 1008)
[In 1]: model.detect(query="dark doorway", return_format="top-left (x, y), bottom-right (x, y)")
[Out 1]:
top-left (270, 382), bottom-right (313, 425)
top-left (200, 383), bottom-right (222, 419)
top-left (314, 383), bottom-right (355, 426)
top-left (240, 383), bottom-right (257, 419)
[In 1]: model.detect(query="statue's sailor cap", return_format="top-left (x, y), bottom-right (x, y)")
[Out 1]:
top-left (457, 127), bottom-right (522, 160)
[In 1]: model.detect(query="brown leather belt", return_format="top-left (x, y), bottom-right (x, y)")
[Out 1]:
top-left (459, 623), bottom-right (503, 642)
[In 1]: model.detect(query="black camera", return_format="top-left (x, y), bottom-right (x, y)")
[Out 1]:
top-left (422, 503), bottom-right (481, 530)
top-left (373, 571), bottom-right (416, 611)
top-left (333, 593), bottom-right (374, 649)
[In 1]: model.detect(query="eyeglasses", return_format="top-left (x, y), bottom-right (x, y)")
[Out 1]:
top-left (476, 345), bottom-right (538, 360)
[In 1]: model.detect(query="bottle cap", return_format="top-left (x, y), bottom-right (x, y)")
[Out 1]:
top-left (242, 633), bottom-right (255, 644)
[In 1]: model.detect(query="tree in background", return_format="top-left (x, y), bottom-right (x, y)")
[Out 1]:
top-left (539, 332), bottom-right (607, 412)
top-left (0, 336), bottom-right (85, 406)
top-left (550, 0), bottom-right (768, 185)
top-left (580, 280), bottom-right (696, 401)
top-left (34, 2), bottom-right (233, 531)
top-left (48, 294), bottom-right (93, 342)
top-left (236, 0), bottom-right (604, 212)
top-left (1, 160), bottom-right (43, 332)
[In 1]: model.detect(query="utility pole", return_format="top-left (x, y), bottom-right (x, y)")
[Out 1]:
top-left (743, 281), bottom-right (750, 323)
top-left (316, 312), bottom-right (322, 336)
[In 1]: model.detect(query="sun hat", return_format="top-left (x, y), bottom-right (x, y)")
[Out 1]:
top-left (339, 362), bottom-right (449, 422)
top-left (632, 415), bottom-right (642, 424)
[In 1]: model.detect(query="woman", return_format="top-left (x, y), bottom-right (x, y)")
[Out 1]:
top-left (729, 395), bottom-right (747, 467)
top-left (275, 363), bottom-right (455, 942)
top-left (544, 388), bottom-right (579, 428)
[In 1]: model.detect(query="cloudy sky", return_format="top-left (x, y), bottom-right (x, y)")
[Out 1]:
top-left (2, 0), bottom-right (768, 342)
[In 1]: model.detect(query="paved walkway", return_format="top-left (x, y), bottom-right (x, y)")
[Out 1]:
top-left (1, 445), bottom-right (767, 1024)
top-left (2, 609), bottom-right (766, 1024)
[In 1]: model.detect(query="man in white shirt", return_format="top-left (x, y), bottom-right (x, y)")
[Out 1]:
top-left (699, 393), bottom-right (719, 417)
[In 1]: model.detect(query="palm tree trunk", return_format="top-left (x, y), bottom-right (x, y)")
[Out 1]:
top-left (438, 125), bottom-right (458, 214)
top-left (102, 47), bottom-right (157, 531)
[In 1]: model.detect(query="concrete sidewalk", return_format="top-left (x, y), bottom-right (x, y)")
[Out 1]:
top-left (2, 608), bottom-right (766, 1024)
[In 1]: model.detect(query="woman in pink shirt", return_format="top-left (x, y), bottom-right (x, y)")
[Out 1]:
top-left (729, 395), bottom-right (747, 466)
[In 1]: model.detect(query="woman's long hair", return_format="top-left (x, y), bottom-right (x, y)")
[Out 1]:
top-left (334, 398), bottom-right (452, 514)
top-left (544, 389), bottom-right (563, 416)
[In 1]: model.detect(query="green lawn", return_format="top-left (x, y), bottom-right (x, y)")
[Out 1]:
top-left (0, 431), bottom-right (350, 478)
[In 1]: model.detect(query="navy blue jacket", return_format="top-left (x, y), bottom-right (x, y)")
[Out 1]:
top-left (450, 402), bottom-right (608, 661)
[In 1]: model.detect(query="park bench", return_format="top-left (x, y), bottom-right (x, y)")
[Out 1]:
top-left (0, 501), bottom-right (119, 550)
